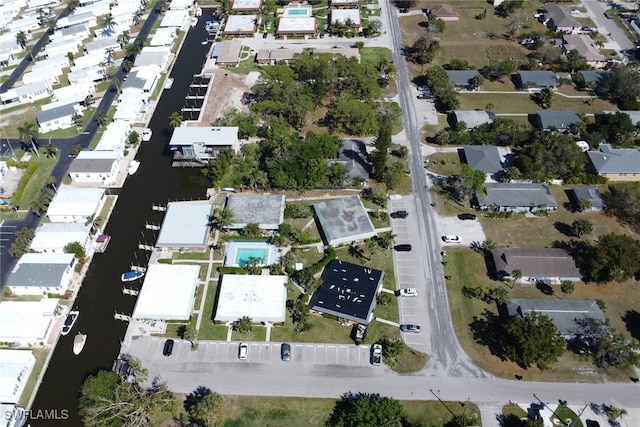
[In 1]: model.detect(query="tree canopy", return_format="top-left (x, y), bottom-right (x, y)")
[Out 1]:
top-left (575, 233), bottom-right (640, 283)
top-left (503, 311), bottom-right (565, 370)
top-left (571, 317), bottom-right (640, 369)
top-left (326, 392), bottom-right (405, 427)
top-left (595, 65), bottom-right (640, 110)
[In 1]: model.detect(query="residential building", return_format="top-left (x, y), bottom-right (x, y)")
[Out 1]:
top-left (277, 6), bottom-right (316, 37)
top-left (83, 36), bottom-right (120, 56)
top-left (313, 196), bottom-right (376, 246)
top-left (113, 92), bottom-right (148, 122)
top-left (231, 0), bottom-right (262, 12)
top-left (543, 4), bottom-right (581, 34)
top-left (331, 9), bottom-right (361, 30)
top-left (225, 194), bottom-right (285, 230)
top-left (533, 110), bottom-right (580, 132)
top-left (30, 223), bottom-right (92, 253)
top-left (452, 110), bottom-right (495, 130)
top-left (587, 143), bottom-right (640, 181)
top-left (4, 253), bottom-right (75, 296)
top-left (427, 4), bottom-right (459, 21)
top-left (169, 0), bottom-right (193, 10)
top-left (55, 11), bottom-right (96, 30)
top-left (568, 187), bottom-right (605, 211)
top-left (67, 66), bottom-right (106, 85)
top-left (121, 65), bottom-right (160, 94)
top-left (168, 126), bottom-right (240, 164)
top-left (575, 70), bottom-right (609, 89)
top-left (215, 40), bottom-right (242, 67)
top-left (0, 80), bottom-right (51, 105)
top-left (476, 183), bottom-right (558, 212)
top-left (515, 70), bottom-right (558, 89)
top-left (215, 275), bottom-right (287, 323)
top-left (94, 121), bottom-right (130, 152)
top-left (491, 248), bottom-right (581, 282)
top-left (134, 46), bottom-right (171, 71)
top-left (462, 145), bottom-right (505, 177)
top-left (223, 14), bottom-right (257, 36)
top-left (159, 9), bottom-right (189, 28)
top-left (327, 138), bottom-right (371, 182)
top-left (36, 103), bottom-right (79, 133)
top-left (446, 70), bottom-right (481, 89)
top-left (0, 350), bottom-right (36, 403)
top-left (68, 150), bottom-right (121, 184)
top-left (563, 34), bottom-right (606, 67)
top-left (0, 299), bottom-right (58, 347)
top-left (149, 27), bottom-right (175, 47)
top-left (155, 201), bottom-right (213, 249)
top-left (47, 186), bottom-right (106, 223)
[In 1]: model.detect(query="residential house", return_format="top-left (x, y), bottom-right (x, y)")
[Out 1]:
top-left (121, 65), bottom-right (160, 95)
top-left (44, 37), bottom-right (81, 57)
top-left (563, 34), bottom-right (606, 68)
top-left (5, 253), bottom-right (76, 296)
top-left (55, 11), bottom-right (97, 30)
top-left (575, 70), bottom-right (609, 89)
top-left (0, 80), bottom-right (52, 105)
top-left (70, 52), bottom-right (107, 72)
top-left (491, 248), bottom-right (581, 283)
top-left (94, 121), bottom-right (130, 152)
top-left (225, 194), bottom-right (285, 230)
top-left (277, 7), bottom-right (316, 37)
top-left (134, 46), bottom-right (171, 71)
top-left (46, 186), bottom-right (106, 223)
top-left (446, 70), bottom-right (481, 89)
top-left (476, 182), bottom-right (558, 212)
top-left (169, 0), bottom-right (194, 10)
top-left (224, 14), bottom-right (257, 36)
top-left (0, 350), bottom-right (36, 403)
top-left (327, 139), bottom-right (371, 183)
top-left (0, 299), bottom-right (58, 348)
top-left (611, 110), bottom-right (640, 126)
top-left (331, 9), bottom-right (361, 31)
top-left (587, 143), bottom-right (640, 182)
top-left (427, 4), bottom-right (459, 21)
top-left (30, 223), bottom-right (92, 253)
top-left (533, 110), bottom-right (580, 132)
top-left (452, 110), bottom-right (495, 130)
top-left (169, 127), bottom-right (239, 165)
top-left (22, 67), bottom-right (60, 86)
top-left (83, 36), bottom-right (120, 56)
top-left (231, 0), bottom-right (262, 12)
top-left (159, 9), bottom-right (190, 28)
top-left (515, 70), bottom-right (558, 89)
top-left (216, 40), bottom-right (243, 67)
top-left (26, 0), bottom-right (59, 8)
top-left (505, 299), bottom-right (603, 338)
top-left (49, 23), bottom-right (90, 41)
top-left (568, 187), bottom-right (605, 212)
top-left (68, 150), bottom-right (121, 184)
top-left (113, 92), bottom-right (148, 122)
top-left (6, 15), bottom-right (39, 33)
top-left (74, 0), bottom-right (110, 17)
top-left (36, 103), bottom-right (79, 133)
top-left (67, 66), bottom-right (105, 85)
top-left (149, 27), bottom-right (175, 47)
top-left (543, 4), bottom-right (581, 34)
top-left (462, 145), bottom-right (505, 178)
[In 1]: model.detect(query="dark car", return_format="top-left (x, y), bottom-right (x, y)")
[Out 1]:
top-left (390, 210), bottom-right (409, 219)
top-left (163, 339), bottom-right (174, 356)
top-left (281, 343), bottom-right (291, 361)
top-left (458, 213), bottom-right (477, 221)
top-left (400, 324), bottom-right (421, 333)
top-left (262, 32), bottom-right (268, 38)
top-left (394, 244), bottom-right (412, 252)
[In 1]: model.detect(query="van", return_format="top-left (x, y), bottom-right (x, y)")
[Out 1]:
top-left (238, 342), bottom-right (248, 360)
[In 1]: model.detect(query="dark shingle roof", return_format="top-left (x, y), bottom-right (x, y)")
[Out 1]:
top-left (506, 298), bottom-right (604, 335)
top-left (36, 104), bottom-right (76, 124)
top-left (446, 70), bottom-right (480, 87)
top-left (516, 71), bottom-right (559, 88)
top-left (577, 70), bottom-right (609, 87)
top-left (463, 145), bottom-right (503, 174)
top-left (492, 248), bottom-right (581, 280)
top-left (587, 144), bottom-right (640, 174)
top-left (477, 183), bottom-right (558, 208)
top-left (568, 187), bottom-right (605, 210)
top-left (534, 110), bottom-right (580, 131)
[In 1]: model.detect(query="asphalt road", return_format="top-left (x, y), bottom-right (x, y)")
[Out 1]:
top-left (581, 0), bottom-right (635, 53)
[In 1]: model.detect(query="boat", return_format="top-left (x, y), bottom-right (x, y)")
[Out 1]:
top-left (141, 128), bottom-right (152, 141)
top-left (164, 78), bottom-right (173, 90)
top-left (190, 17), bottom-right (197, 27)
top-left (121, 270), bottom-right (145, 282)
top-left (195, 7), bottom-right (202, 17)
top-left (128, 160), bottom-right (140, 175)
top-left (73, 333), bottom-right (87, 355)
top-left (61, 310), bottom-right (79, 336)
top-left (94, 234), bottom-right (111, 253)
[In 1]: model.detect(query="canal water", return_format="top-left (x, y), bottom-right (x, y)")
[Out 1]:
top-left (30, 17), bottom-right (213, 426)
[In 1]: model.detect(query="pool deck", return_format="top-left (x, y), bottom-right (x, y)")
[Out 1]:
top-left (223, 241), bottom-right (279, 267)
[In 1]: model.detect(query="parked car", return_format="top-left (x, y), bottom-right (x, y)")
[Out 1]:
top-left (417, 94), bottom-right (430, 99)
top-left (417, 85), bottom-right (428, 91)
top-left (442, 235), bottom-right (461, 243)
top-left (163, 339), bottom-right (174, 356)
top-left (398, 288), bottom-right (417, 297)
top-left (238, 342), bottom-right (248, 360)
top-left (262, 32), bottom-right (268, 38)
top-left (371, 344), bottom-right (382, 365)
top-left (141, 128), bottom-right (152, 142)
top-left (390, 210), bottom-right (409, 219)
top-left (400, 324), bottom-right (421, 333)
top-left (281, 343), bottom-right (291, 361)
top-left (394, 244), bottom-right (412, 252)
top-left (458, 213), bottom-right (477, 221)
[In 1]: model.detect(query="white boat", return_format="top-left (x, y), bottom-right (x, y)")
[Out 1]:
top-left (128, 160), bottom-right (140, 175)
top-left (61, 310), bottom-right (79, 336)
top-left (190, 17), bottom-right (197, 27)
top-left (141, 128), bottom-right (152, 141)
top-left (95, 234), bottom-right (111, 253)
top-left (195, 7), bottom-right (202, 17)
top-left (73, 333), bottom-right (87, 355)
top-left (164, 78), bottom-right (173, 90)
top-left (121, 270), bottom-right (145, 282)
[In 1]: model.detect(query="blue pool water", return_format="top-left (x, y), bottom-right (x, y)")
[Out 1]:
top-left (236, 248), bottom-right (268, 266)
top-left (286, 9), bottom-right (308, 16)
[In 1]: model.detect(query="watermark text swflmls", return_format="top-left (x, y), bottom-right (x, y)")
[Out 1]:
top-left (4, 409), bottom-right (70, 421)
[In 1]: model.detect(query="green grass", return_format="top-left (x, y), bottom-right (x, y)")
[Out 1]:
top-left (18, 348), bottom-right (48, 407)
top-left (503, 403), bottom-right (527, 418)
top-left (96, 195), bottom-right (116, 225)
top-left (12, 155), bottom-right (57, 211)
top-left (334, 245), bottom-right (396, 290)
top-left (551, 405), bottom-right (584, 427)
top-left (173, 251), bottom-right (210, 260)
top-left (230, 57), bottom-right (262, 75)
top-left (359, 47), bottom-right (391, 69)
top-left (232, 327), bottom-right (267, 342)
top-left (426, 152), bottom-right (461, 176)
top-left (196, 282), bottom-right (230, 341)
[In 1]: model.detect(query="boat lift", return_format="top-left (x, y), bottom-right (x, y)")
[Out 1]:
top-left (114, 312), bottom-right (131, 322)
top-left (145, 223), bottom-right (160, 230)
top-left (122, 288), bottom-right (139, 296)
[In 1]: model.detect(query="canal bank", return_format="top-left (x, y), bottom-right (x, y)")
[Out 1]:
top-left (29, 15), bottom-right (213, 426)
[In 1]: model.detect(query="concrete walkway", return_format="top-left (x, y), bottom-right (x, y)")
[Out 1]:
top-left (195, 246), bottom-right (215, 332)
top-left (375, 317), bottom-right (400, 327)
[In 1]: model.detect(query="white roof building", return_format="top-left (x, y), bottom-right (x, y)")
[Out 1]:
top-left (22, 68), bottom-right (60, 86)
top-left (331, 8), bottom-right (361, 27)
top-left (0, 80), bottom-right (51, 104)
top-left (232, 0), bottom-right (262, 11)
top-left (313, 196), bottom-right (376, 246)
top-left (69, 150), bottom-right (121, 185)
top-left (155, 201), bottom-right (213, 248)
top-left (160, 9), bottom-right (189, 28)
top-left (132, 264), bottom-right (200, 320)
top-left (0, 299), bottom-right (58, 347)
top-left (49, 23), bottom-right (91, 42)
top-left (277, 17), bottom-right (316, 35)
top-left (73, 0), bottom-right (110, 17)
top-left (0, 350), bottom-right (36, 404)
top-left (56, 11), bottom-right (96, 29)
top-left (5, 253), bottom-right (75, 296)
top-left (44, 37), bottom-right (82, 57)
top-left (215, 275), bottom-right (287, 323)
top-left (47, 185), bottom-right (106, 223)
top-left (149, 27), bottom-right (175, 47)
top-left (83, 36), bottom-right (120, 56)
top-left (169, 0), bottom-right (193, 10)
top-left (113, 92), bottom-right (148, 123)
top-left (134, 46), bottom-right (171, 71)
top-left (51, 81), bottom-right (95, 103)
top-left (223, 14), bottom-right (257, 35)
top-left (122, 65), bottom-right (160, 94)
top-left (31, 223), bottom-right (92, 253)
top-left (36, 103), bottom-right (79, 133)
top-left (95, 121), bottom-right (130, 151)
top-left (168, 126), bottom-right (240, 162)
top-left (68, 66), bottom-right (105, 85)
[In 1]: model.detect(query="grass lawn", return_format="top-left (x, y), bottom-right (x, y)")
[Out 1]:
top-left (334, 245), bottom-right (396, 290)
top-left (359, 47), bottom-right (392, 69)
top-left (551, 405), bottom-right (584, 427)
top-left (18, 348), bottom-right (48, 407)
top-left (12, 155), bottom-right (58, 212)
top-left (426, 152), bottom-right (461, 176)
top-left (96, 195), bottom-right (116, 224)
top-left (503, 403), bottom-right (527, 418)
top-left (219, 396), bottom-right (479, 427)
top-left (288, 246), bottom-right (325, 267)
top-left (195, 282), bottom-right (230, 341)
top-left (232, 327), bottom-right (267, 342)
top-left (173, 251), bottom-right (210, 261)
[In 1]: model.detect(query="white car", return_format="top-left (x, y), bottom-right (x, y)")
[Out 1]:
top-left (238, 342), bottom-right (248, 360)
top-left (398, 288), bottom-right (417, 297)
top-left (141, 128), bottom-right (152, 142)
top-left (442, 235), bottom-right (461, 243)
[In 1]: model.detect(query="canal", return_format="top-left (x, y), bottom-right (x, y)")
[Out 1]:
top-left (30, 16), bottom-right (213, 426)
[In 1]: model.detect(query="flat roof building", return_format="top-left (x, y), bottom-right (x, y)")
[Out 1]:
top-left (68, 150), bottom-right (121, 185)
top-left (30, 223), bottom-right (92, 253)
top-left (4, 253), bottom-right (76, 296)
top-left (331, 9), bottom-right (361, 27)
top-left (0, 350), bottom-right (36, 404)
top-left (225, 194), bottom-right (285, 230)
top-left (232, 0), bottom-right (262, 11)
top-left (155, 201), bottom-right (213, 249)
top-left (0, 299), bottom-right (58, 347)
top-left (215, 275), bottom-right (288, 323)
top-left (310, 259), bottom-right (383, 325)
top-left (47, 186), bottom-right (106, 223)
top-left (314, 196), bottom-right (376, 246)
top-left (168, 126), bottom-right (240, 164)
top-left (223, 14), bottom-right (257, 35)
top-left (132, 264), bottom-right (200, 320)
top-left (277, 17), bottom-right (316, 35)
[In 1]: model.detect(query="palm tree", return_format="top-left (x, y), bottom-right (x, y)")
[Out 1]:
top-left (234, 316), bottom-right (253, 335)
top-left (104, 47), bottom-right (116, 66)
top-left (111, 77), bottom-right (121, 94)
top-left (71, 144), bottom-right (82, 157)
top-left (16, 31), bottom-right (27, 49)
top-left (348, 243), bottom-right (368, 263)
top-left (96, 111), bottom-right (108, 127)
top-left (377, 231), bottom-right (396, 252)
top-left (17, 122), bottom-right (39, 156)
top-left (169, 111), bottom-right (183, 128)
top-left (117, 31), bottom-right (130, 48)
top-left (213, 208), bottom-right (234, 231)
top-left (133, 9), bottom-right (143, 25)
top-left (14, 227), bottom-right (35, 245)
top-left (31, 192), bottom-right (50, 216)
top-left (176, 325), bottom-right (196, 346)
top-left (43, 142), bottom-right (57, 158)
top-left (124, 42), bottom-right (142, 59)
top-left (102, 15), bottom-right (116, 37)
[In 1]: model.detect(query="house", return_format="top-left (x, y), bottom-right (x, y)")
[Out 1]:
top-left (168, 127), bottom-right (239, 165)
top-left (215, 40), bottom-right (242, 67)
top-left (55, 11), bottom-right (96, 30)
top-left (476, 183), bottom-right (558, 212)
top-left (215, 275), bottom-right (287, 323)
top-left (327, 138), bottom-right (371, 183)
top-left (22, 67), bottom-right (60, 86)
top-left (225, 194), bottom-right (285, 230)
top-left (50, 23), bottom-right (91, 41)
top-left (505, 299), bottom-right (604, 338)
top-left (0, 350), bottom-right (36, 403)
top-left (0, 299), bottom-right (58, 348)
top-left (491, 248), bottom-right (581, 283)
top-left (95, 121), bottom-right (130, 152)
top-left (51, 81), bottom-right (94, 103)
top-left (5, 253), bottom-right (76, 296)
top-left (232, 0), bottom-right (262, 12)
top-left (223, 14), bottom-right (257, 36)
top-left (134, 46), bottom-right (171, 71)
top-left (533, 110), bottom-right (580, 132)
top-left (310, 260), bottom-right (384, 325)
top-left (277, 6), bottom-right (316, 37)
top-left (462, 145), bottom-right (504, 177)
top-left (159, 9), bottom-right (190, 28)
top-left (313, 196), bottom-right (376, 246)
top-left (452, 110), bottom-right (495, 130)
top-left (562, 34), bottom-right (606, 67)
top-left (587, 143), bottom-right (640, 182)
top-left (611, 110), bottom-right (640, 126)
top-left (0, 80), bottom-right (51, 105)
top-left (113, 92), bottom-right (148, 122)
top-left (427, 4), bottom-right (459, 21)
top-left (68, 150), bottom-right (121, 184)
top-left (169, 0), bottom-right (193, 10)
top-left (446, 70), bottom-right (481, 89)
top-left (121, 65), bottom-right (160, 94)
top-left (36, 103), bottom-right (79, 133)
top-left (515, 70), bottom-right (558, 89)
top-left (30, 223), bottom-right (92, 253)
top-left (568, 187), bottom-right (605, 212)
top-left (67, 66), bottom-right (105, 85)
top-left (575, 70), bottom-right (609, 89)
top-left (47, 186), bottom-right (106, 223)
top-left (155, 201), bottom-right (213, 249)
top-left (331, 9), bottom-right (361, 30)
top-left (543, 4), bottom-right (581, 34)
top-left (149, 27), bottom-right (175, 47)
top-left (83, 36), bottom-right (120, 56)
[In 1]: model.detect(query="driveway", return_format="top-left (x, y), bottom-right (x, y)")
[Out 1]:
top-left (435, 213), bottom-right (487, 247)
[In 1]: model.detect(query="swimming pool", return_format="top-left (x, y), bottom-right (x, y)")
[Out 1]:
top-left (236, 247), bottom-right (268, 266)
top-left (224, 241), bottom-right (278, 267)
top-left (286, 9), bottom-right (308, 16)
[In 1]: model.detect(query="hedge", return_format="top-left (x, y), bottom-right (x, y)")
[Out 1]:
top-left (217, 266), bottom-right (249, 275)
top-left (11, 161), bottom-right (39, 206)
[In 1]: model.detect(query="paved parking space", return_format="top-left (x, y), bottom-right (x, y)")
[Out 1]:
top-left (124, 337), bottom-right (374, 367)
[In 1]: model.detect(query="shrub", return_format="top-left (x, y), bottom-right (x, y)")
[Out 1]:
top-left (217, 266), bottom-right (249, 275)
top-left (10, 161), bottom-right (39, 206)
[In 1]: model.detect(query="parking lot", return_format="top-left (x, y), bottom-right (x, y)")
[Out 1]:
top-left (124, 337), bottom-right (378, 367)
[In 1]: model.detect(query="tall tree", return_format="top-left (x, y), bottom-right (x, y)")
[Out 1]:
top-left (184, 388), bottom-right (225, 427)
top-left (572, 317), bottom-right (640, 368)
top-left (169, 111), bottom-right (183, 128)
top-left (371, 113), bottom-right (393, 181)
top-left (17, 122), bottom-right (40, 156)
top-left (503, 311), bottom-right (565, 370)
top-left (326, 392), bottom-right (405, 427)
top-left (44, 142), bottom-right (57, 158)
top-left (234, 316), bottom-right (253, 335)
top-left (571, 218), bottom-right (593, 237)
top-left (212, 207), bottom-right (234, 231)
top-left (15, 31), bottom-right (27, 49)
top-left (101, 15), bottom-right (116, 36)
top-left (64, 241), bottom-right (86, 259)
top-left (576, 233), bottom-right (640, 282)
